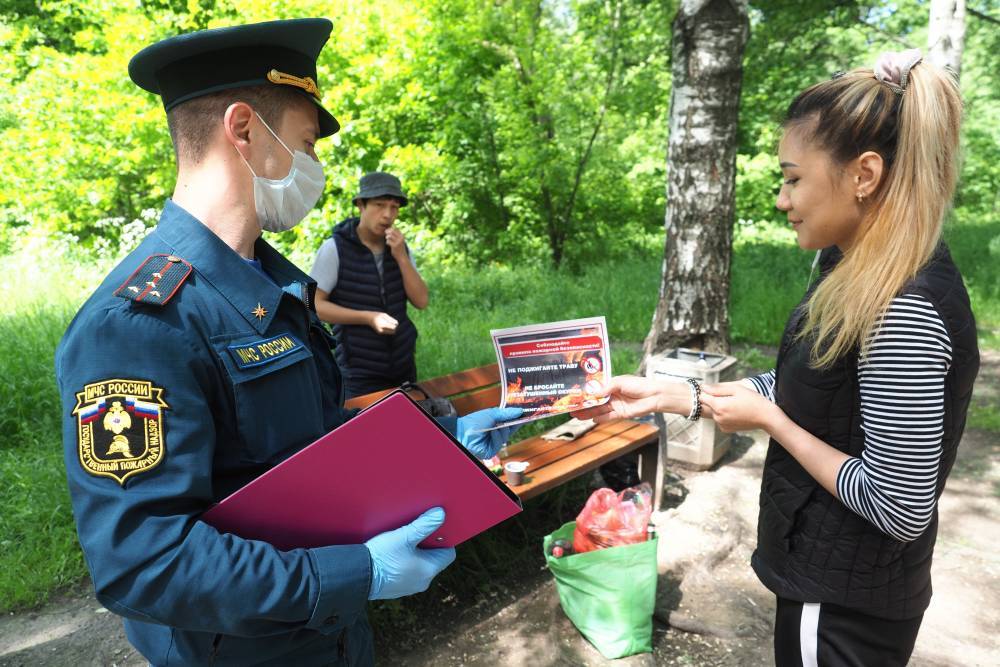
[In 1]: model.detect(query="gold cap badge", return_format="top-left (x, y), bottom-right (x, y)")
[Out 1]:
top-left (267, 69), bottom-right (321, 100)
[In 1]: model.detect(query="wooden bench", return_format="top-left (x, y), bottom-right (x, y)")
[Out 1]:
top-left (345, 363), bottom-right (663, 503)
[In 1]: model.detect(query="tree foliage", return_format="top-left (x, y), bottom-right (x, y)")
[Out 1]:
top-left (0, 0), bottom-right (996, 264)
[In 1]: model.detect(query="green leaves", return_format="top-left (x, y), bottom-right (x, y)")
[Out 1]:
top-left (0, 0), bottom-right (996, 268)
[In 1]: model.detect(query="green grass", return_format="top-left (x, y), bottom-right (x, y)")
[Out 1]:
top-left (966, 403), bottom-right (1000, 432)
top-left (944, 213), bottom-right (1000, 349)
top-left (0, 253), bottom-right (107, 610)
top-left (410, 259), bottom-right (662, 377)
top-left (730, 222), bottom-right (812, 345)
top-left (1, 214), bottom-right (997, 612)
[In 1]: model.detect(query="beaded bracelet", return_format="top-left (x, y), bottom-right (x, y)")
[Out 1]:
top-left (685, 377), bottom-right (702, 421)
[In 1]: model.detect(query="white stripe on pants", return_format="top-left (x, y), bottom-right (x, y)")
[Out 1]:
top-left (799, 602), bottom-right (820, 667)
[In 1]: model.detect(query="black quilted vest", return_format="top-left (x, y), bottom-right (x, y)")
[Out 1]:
top-left (751, 243), bottom-right (979, 620)
top-left (328, 218), bottom-right (418, 381)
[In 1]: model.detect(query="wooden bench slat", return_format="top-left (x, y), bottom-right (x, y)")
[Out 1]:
top-left (501, 422), bottom-right (649, 483)
top-left (344, 389), bottom-right (395, 410)
top-left (501, 419), bottom-right (637, 460)
top-left (343, 364), bottom-right (500, 411)
top-left (451, 387), bottom-right (503, 416)
top-left (504, 422), bottom-right (659, 500)
top-left (419, 363), bottom-right (500, 398)
top-left (343, 362), bottom-right (664, 508)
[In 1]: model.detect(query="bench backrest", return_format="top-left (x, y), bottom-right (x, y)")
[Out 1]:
top-left (419, 363), bottom-right (502, 416)
top-left (343, 363), bottom-right (502, 414)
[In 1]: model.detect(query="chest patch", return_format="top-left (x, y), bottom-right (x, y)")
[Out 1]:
top-left (227, 334), bottom-right (305, 369)
top-left (72, 379), bottom-right (168, 485)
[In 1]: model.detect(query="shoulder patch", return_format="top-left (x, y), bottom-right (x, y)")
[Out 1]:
top-left (114, 254), bottom-right (192, 306)
top-left (72, 379), bottom-right (168, 485)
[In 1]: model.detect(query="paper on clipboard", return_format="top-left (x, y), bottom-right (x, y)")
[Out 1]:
top-left (476, 317), bottom-right (612, 432)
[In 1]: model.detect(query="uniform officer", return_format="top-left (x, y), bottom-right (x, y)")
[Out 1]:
top-left (55, 18), bottom-right (518, 666)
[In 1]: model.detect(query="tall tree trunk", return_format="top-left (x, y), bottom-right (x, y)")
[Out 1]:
top-left (642, 0), bottom-right (749, 367)
top-left (928, 0), bottom-right (966, 80)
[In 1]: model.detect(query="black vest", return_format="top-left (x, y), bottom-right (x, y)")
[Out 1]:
top-left (752, 244), bottom-right (979, 620)
top-left (328, 218), bottom-right (418, 381)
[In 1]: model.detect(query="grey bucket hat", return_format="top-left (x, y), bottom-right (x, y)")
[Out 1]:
top-left (353, 171), bottom-right (408, 206)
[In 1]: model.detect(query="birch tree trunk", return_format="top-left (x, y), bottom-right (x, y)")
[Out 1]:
top-left (928, 0), bottom-right (966, 80)
top-left (642, 0), bottom-right (749, 365)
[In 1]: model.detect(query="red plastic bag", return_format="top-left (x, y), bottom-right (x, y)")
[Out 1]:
top-left (573, 483), bottom-right (653, 553)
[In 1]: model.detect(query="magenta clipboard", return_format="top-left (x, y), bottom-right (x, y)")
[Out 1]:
top-left (201, 391), bottom-right (523, 550)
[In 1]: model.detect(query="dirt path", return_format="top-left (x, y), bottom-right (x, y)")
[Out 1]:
top-left (2, 354), bottom-right (997, 667)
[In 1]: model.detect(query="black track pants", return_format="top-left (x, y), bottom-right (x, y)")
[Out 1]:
top-left (774, 597), bottom-right (923, 667)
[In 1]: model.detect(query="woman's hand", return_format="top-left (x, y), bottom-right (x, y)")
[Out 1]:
top-left (571, 375), bottom-right (672, 423)
top-left (700, 383), bottom-right (782, 433)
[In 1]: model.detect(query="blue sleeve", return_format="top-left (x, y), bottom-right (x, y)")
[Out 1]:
top-left (56, 304), bottom-right (370, 637)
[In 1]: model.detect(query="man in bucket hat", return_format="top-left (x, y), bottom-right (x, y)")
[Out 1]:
top-left (56, 19), bottom-right (520, 666)
top-left (311, 171), bottom-right (429, 398)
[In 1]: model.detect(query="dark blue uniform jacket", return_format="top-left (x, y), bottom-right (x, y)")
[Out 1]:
top-left (56, 201), bottom-right (376, 666)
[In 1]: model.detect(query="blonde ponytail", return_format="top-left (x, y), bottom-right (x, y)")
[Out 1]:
top-left (785, 60), bottom-right (963, 368)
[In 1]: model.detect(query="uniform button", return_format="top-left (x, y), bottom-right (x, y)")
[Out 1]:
top-left (323, 615), bottom-right (339, 626)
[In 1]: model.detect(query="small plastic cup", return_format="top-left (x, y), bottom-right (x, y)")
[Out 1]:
top-left (504, 461), bottom-right (529, 486)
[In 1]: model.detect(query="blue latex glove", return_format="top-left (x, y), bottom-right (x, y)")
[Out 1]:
top-left (365, 507), bottom-right (456, 600)
top-left (456, 407), bottom-right (524, 459)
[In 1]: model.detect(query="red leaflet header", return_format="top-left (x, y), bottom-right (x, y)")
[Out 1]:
top-left (501, 335), bottom-right (603, 359)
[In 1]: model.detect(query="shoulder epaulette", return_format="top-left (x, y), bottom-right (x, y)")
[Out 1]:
top-left (114, 254), bottom-right (193, 306)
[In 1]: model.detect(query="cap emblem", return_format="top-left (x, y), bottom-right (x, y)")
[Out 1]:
top-left (267, 69), bottom-right (321, 100)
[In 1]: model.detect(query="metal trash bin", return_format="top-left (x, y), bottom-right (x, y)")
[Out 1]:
top-left (645, 348), bottom-right (738, 470)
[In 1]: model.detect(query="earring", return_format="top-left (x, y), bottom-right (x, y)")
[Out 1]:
top-left (856, 192), bottom-right (865, 203)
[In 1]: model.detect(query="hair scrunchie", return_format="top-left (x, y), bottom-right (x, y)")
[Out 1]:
top-left (873, 48), bottom-right (923, 94)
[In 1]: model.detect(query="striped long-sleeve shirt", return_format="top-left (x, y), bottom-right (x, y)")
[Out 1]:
top-left (746, 294), bottom-right (952, 542)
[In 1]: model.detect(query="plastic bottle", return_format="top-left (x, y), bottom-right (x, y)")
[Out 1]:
top-left (550, 539), bottom-right (574, 558)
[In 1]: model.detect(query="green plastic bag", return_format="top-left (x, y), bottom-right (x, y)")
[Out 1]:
top-left (543, 521), bottom-right (658, 659)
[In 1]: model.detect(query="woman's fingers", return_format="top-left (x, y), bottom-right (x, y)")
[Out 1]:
top-left (590, 410), bottom-right (621, 424)
top-left (698, 392), bottom-right (717, 419)
top-left (571, 402), bottom-right (612, 421)
top-left (591, 375), bottom-right (632, 398)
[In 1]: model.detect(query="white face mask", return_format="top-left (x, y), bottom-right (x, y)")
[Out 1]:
top-left (239, 112), bottom-right (325, 232)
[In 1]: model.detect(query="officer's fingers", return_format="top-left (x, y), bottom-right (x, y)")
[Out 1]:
top-left (421, 546), bottom-right (456, 572)
top-left (406, 507), bottom-right (447, 547)
top-left (493, 407), bottom-right (523, 421)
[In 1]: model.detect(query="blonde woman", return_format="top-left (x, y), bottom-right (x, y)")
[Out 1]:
top-left (576, 51), bottom-right (979, 666)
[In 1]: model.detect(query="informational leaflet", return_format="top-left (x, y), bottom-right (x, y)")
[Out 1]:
top-left (481, 317), bottom-right (612, 431)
